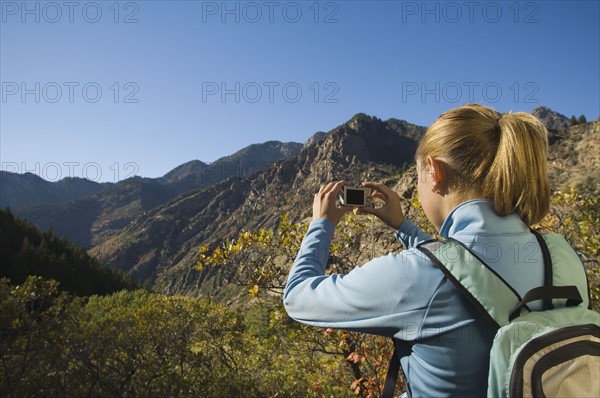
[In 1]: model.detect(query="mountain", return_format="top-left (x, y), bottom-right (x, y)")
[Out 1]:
top-left (89, 114), bottom-right (426, 295)
top-left (18, 177), bottom-right (178, 248)
top-left (0, 173), bottom-right (109, 209)
top-left (531, 106), bottom-right (570, 131)
top-left (526, 107), bottom-right (599, 188)
top-left (547, 119), bottom-right (600, 189)
top-left (159, 141), bottom-right (303, 194)
top-left (12, 141), bottom-right (303, 248)
top-left (304, 131), bottom-right (327, 148)
top-left (159, 160), bottom-right (208, 185)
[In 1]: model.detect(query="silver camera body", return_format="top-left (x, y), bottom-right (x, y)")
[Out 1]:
top-left (339, 185), bottom-right (373, 207)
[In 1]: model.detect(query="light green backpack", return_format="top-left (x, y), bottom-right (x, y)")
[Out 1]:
top-left (417, 231), bottom-right (600, 397)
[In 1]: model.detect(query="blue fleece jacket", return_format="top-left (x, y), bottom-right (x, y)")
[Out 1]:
top-left (283, 200), bottom-right (545, 397)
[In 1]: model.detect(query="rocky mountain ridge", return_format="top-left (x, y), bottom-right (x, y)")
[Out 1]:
top-left (531, 106), bottom-right (570, 131)
top-left (0, 173), bottom-right (110, 210)
top-left (89, 114), bottom-right (427, 295)
top-left (547, 119), bottom-right (600, 188)
top-left (9, 141), bottom-right (303, 248)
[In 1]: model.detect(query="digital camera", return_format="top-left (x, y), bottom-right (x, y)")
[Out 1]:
top-left (339, 185), bottom-right (373, 207)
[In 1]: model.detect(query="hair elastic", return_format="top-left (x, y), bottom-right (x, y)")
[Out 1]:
top-left (494, 116), bottom-right (503, 136)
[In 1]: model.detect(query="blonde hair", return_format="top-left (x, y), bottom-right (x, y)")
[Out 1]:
top-left (416, 103), bottom-right (550, 225)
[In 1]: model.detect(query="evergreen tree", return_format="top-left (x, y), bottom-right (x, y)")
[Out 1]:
top-left (578, 114), bottom-right (587, 124)
top-left (570, 115), bottom-right (578, 126)
top-left (0, 208), bottom-right (138, 296)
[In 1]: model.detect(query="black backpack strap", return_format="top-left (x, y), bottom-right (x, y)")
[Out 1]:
top-left (535, 232), bottom-right (592, 310)
top-left (381, 339), bottom-right (411, 398)
top-left (508, 285), bottom-right (583, 321)
top-left (530, 229), bottom-right (554, 310)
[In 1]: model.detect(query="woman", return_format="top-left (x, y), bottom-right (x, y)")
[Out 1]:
top-left (283, 104), bottom-right (552, 396)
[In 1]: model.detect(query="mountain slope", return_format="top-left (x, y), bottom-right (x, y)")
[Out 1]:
top-left (159, 160), bottom-right (208, 185)
top-left (90, 114), bottom-right (426, 294)
top-left (18, 177), bottom-right (178, 248)
top-left (531, 106), bottom-right (570, 131)
top-left (0, 173), bottom-right (109, 209)
top-left (0, 208), bottom-right (137, 296)
top-left (14, 141), bottom-right (303, 248)
top-left (159, 141), bottom-right (303, 194)
top-left (547, 119), bottom-right (600, 188)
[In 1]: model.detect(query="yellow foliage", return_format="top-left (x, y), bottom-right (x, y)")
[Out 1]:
top-left (248, 285), bottom-right (259, 297)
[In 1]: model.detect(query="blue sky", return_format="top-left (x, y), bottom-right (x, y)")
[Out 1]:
top-left (1, 0), bottom-right (599, 182)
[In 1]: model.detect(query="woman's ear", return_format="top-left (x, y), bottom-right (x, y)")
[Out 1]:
top-left (426, 156), bottom-right (448, 195)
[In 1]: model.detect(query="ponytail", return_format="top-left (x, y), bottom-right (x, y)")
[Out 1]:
top-left (484, 113), bottom-right (550, 225)
top-left (416, 104), bottom-right (550, 225)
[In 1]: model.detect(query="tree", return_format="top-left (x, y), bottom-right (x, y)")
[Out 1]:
top-left (0, 277), bottom-right (77, 397)
top-left (1, 276), bottom-right (339, 397)
top-left (197, 213), bottom-right (405, 397)
top-left (578, 114), bottom-right (587, 124)
top-left (534, 185), bottom-right (600, 310)
top-left (0, 209), bottom-right (138, 296)
top-left (570, 115), bottom-right (578, 126)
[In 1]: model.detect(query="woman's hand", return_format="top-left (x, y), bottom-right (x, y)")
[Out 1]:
top-left (358, 181), bottom-right (405, 230)
top-left (313, 181), bottom-right (353, 225)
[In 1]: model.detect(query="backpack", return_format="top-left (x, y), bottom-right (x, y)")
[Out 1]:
top-left (382, 230), bottom-right (600, 398)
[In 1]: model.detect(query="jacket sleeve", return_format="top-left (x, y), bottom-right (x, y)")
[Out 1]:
top-left (283, 218), bottom-right (443, 339)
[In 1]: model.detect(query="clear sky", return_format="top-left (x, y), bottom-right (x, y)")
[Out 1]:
top-left (1, 0), bottom-right (599, 182)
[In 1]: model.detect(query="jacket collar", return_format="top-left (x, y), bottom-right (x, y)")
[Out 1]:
top-left (439, 199), bottom-right (528, 239)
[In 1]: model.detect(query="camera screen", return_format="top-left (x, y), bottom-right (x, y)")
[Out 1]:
top-left (345, 189), bottom-right (365, 206)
